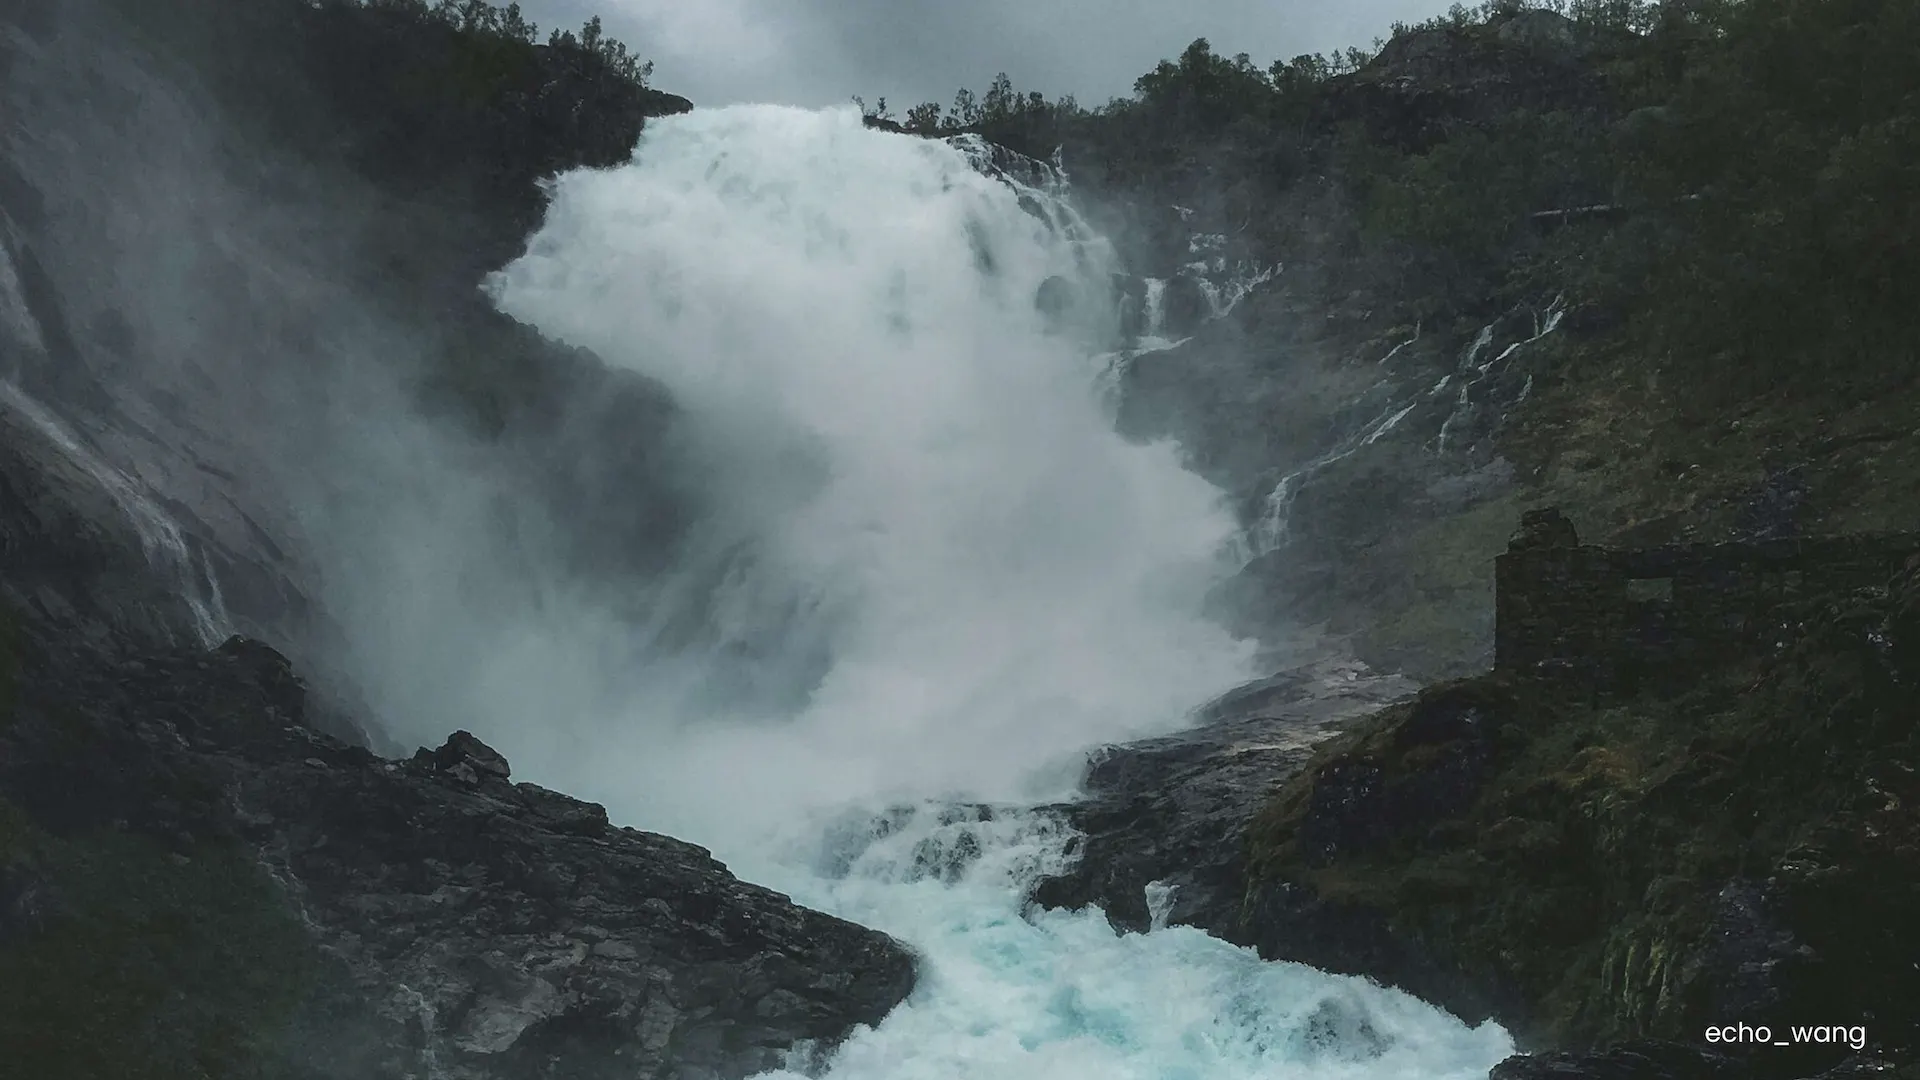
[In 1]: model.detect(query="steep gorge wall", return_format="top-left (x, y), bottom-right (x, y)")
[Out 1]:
top-left (0, 0), bottom-right (701, 711)
top-left (1041, 3), bottom-right (1920, 681)
top-left (1053, 18), bottom-right (1611, 678)
top-left (0, 3), bottom-right (925, 1074)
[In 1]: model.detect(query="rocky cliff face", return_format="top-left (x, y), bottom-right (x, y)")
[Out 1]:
top-left (0, 0), bottom-right (720, 710)
top-left (0, 620), bottom-right (915, 1077)
top-left (0, 1), bottom-right (916, 1074)
top-left (1028, 658), bottom-right (1417, 937)
top-left (1031, 539), bottom-right (1920, 1080)
top-left (1089, 2), bottom-right (1920, 685)
top-left (1014, 10), bottom-right (1920, 1074)
top-left (1081, 18), bottom-right (1607, 680)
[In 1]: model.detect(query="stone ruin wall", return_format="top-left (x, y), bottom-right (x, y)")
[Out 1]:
top-left (1494, 511), bottom-right (1920, 686)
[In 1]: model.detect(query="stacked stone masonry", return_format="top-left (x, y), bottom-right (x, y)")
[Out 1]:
top-left (1494, 508), bottom-right (1920, 687)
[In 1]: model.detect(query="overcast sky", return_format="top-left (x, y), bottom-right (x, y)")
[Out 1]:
top-left (513, 0), bottom-right (1459, 110)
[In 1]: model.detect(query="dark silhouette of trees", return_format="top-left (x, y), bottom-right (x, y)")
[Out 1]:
top-left (903, 102), bottom-right (944, 134)
top-left (853, 0), bottom-right (1917, 399)
top-left (336, 0), bottom-right (654, 87)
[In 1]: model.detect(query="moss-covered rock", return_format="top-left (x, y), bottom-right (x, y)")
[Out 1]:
top-left (0, 809), bottom-right (323, 1079)
top-left (1239, 565), bottom-right (1920, 1074)
top-left (0, 624), bottom-right (918, 1078)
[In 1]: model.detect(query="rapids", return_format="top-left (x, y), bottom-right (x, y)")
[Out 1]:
top-left (471, 105), bottom-right (1509, 1078)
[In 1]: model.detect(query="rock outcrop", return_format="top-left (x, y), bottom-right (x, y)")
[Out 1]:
top-left (1220, 546), bottom-right (1920, 1076)
top-left (1029, 657), bottom-right (1417, 934)
top-left (0, 6), bottom-right (915, 1073)
top-left (0, 623), bottom-right (915, 1078)
top-left (1326, 10), bottom-right (1606, 148)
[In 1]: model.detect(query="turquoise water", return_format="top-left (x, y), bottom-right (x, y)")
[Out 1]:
top-left (756, 804), bottom-right (1513, 1080)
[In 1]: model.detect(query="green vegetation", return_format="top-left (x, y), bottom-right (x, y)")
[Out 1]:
top-left (1361, 0), bottom-right (1920, 411)
top-left (1245, 565), bottom-right (1920, 1057)
top-left (0, 802), bottom-right (324, 1079)
top-left (868, 39), bottom-right (1370, 198)
top-left (1591, 0), bottom-right (1920, 403)
top-left (351, 0), bottom-right (653, 86)
top-left (875, 0), bottom-right (1916, 412)
top-left (98, 0), bottom-right (689, 443)
top-left (104, 0), bottom-right (671, 204)
top-left (875, 0), bottom-right (1919, 677)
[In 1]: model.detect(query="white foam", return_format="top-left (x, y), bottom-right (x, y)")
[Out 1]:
top-left (485, 106), bottom-right (1256, 841)
top-left (760, 804), bottom-right (1513, 1080)
top-left (443, 104), bottom-right (1510, 1078)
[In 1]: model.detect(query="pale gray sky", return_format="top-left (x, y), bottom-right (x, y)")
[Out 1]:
top-left (514, 0), bottom-right (1459, 109)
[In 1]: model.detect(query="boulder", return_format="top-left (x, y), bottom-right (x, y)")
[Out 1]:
top-left (1029, 658), bottom-right (1417, 934)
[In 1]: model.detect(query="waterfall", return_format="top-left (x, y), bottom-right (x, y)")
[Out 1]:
top-left (432, 105), bottom-right (1512, 1078)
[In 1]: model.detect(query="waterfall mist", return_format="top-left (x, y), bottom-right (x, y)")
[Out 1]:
top-left (435, 111), bottom-right (1508, 1075)
top-left (338, 105), bottom-right (1260, 850)
top-left (4, 7), bottom-right (1512, 1062)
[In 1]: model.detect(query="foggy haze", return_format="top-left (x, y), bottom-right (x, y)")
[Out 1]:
top-left (513, 0), bottom-right (1462, 108)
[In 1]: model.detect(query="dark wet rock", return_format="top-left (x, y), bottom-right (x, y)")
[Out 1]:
top-left (2, 0), bottom-right (701, 754)
top-left (1159, 274), bottom-right (1211, 338)
top-left (1699, 880), bottom-right (1816, 1033)
top-left (1733, 465), bottom-right (1810, 542)
top-left (1226, 679), bottom-right (1526, 1030)
top-left (1223, 557), bottom-right (1920, 1068)
top-left (1109, 273), bottom-right (1149, 337)
top-left (1034, 274), bottom-right (1077, 321)
top-left (1326, 10), bottom-right (1606, 149)
top-left (811, 802), bottom-right (1000, 886)
top-left (0, 627), bottom-right (915, 1079)
top-left (415, 729), bottom-right (515, 783)
top-left (1511, 506), bottom-right (1580, 551)
top-left (1029, 658), bottom-right (1417, 934)
top-left (0, 391), bottom-right (220, 650)
top-left (217, 634), bottom-right (310, 721)
top-left (945, 133), bottom-right (1066, 194)
top-left (0, 4), bottom-right (916, 1074)
top-left (1491, 1042), bottom-right (1749, 1080)
top-left (1284, 680), bottom-right (1505, 866)
top-left (909, 828), bottom-right (983, 885)
top-left (1117, 285), bottom-right (1558, 680)
top-left (1495, 1043), bottom-right (1901, 1080)
top-left (0, 855), bottom-right (56, 947)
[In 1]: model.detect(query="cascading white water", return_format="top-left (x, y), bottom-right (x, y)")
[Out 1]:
top-left (476, 105), bottom-right (1511, 1078)
top-left (0, 384), bottom-right (232, 649)
top-left (0, 233), bottom-right (45, 356)
top-left (763, 805), bottom-right (1512, 1080)
top-left (485, 105), bottom-right (1254, 838)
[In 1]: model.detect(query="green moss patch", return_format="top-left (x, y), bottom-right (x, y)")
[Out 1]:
top-left (0, 801), bottom-right (324, 1079)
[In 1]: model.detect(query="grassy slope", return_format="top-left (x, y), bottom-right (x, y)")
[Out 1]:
top-left (1244, 567), bottom-right (1920, 1069)
top-left (1353, 333), bottom-right (1920, 678)
top-left (1358, 0), bottom-right (1920, 674)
